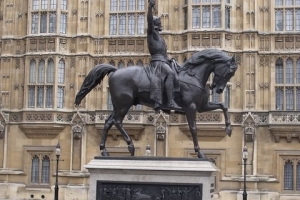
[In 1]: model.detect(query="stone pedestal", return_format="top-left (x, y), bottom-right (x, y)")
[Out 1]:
top-left (85, 156), bottom-right (218, 200)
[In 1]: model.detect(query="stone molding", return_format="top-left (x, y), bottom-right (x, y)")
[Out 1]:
top-left (269, 126), bottom-right (300, 143)
top-left (19, 123), bottom-right (66, 139)
top-left (179, 125), bottom-right (227, 141)
top-left (95, 125), bottom-right (145, 141)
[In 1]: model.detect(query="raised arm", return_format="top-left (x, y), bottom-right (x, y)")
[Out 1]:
top-left (147, 0), bottom-right (155, 34)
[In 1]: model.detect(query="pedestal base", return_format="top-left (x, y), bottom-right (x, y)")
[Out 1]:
top-left (85, 157), bottom-right (218, 200)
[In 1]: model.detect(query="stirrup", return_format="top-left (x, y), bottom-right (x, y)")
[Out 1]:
top-left (168, 100), bottom-right (180, 109)
top-left (154, 103), bottom-right (161, 114)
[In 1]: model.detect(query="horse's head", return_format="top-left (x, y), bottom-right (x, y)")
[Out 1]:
top-left (211, 55), bottom-right (237, 93)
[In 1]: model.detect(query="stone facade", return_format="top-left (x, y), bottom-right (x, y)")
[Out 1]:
top-left (0, 0), bottom-right (300, 199)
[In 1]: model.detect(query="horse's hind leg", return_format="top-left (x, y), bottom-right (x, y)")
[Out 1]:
top-left (114, 108), bottom-right (135, 156)
top-left (99, 110), bottom-right (116, 156)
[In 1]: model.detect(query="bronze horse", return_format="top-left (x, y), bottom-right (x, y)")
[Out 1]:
top-left (75, 49), bottom-right (238, 158)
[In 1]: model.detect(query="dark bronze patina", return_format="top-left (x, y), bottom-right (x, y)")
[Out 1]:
top-left (74, 1), bottom-right (238, 159)
top-left (147, 0), bottom-right (179, 111)
top-left (74, 48), bottom-right (237, 158)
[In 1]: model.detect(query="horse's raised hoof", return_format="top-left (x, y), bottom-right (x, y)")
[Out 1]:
top-left (197, 151), bottom-right (206, 159)
top-left (128, 144), bottom-right (135, 156)
top-left (225, 125), bottom-right (232, 137)
top-left (101, 149), bottom-right (110, 156)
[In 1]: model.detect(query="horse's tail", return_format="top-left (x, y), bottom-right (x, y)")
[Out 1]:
top-left (75, 64), bottom-right (117, 105)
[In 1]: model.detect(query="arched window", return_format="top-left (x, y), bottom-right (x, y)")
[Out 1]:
top-left (276, 87), bottom-right (284, 110)
top-left (61, 0), bottom-right (67, 10)
top-left (128, 0), bottom-right (136, 10)
top-left (119, 0), bottom-right (127, 11)
top-left (297, 162), bottom-right (300, 190)
top-left (137, 14), bottom-right (145, 34)
top-left (30, 0), bottom-right (67, 34)
top-left (138, 0), bottom-right (145, 10)
top-left (128, 14), bottom-right (135, 35)
top-left (276, 0), bottom-right (283, 6)
top-left (57, 60), bottom-right (65, 108)
top-left (212, 6), bottom-right (220, 28)
top-left (47, 59), bottom-right (54, 83)
top-left (275, 2), bottom-right (300, 31)
top-left (29, 60), bottom-right (36, 83)
top-left (58, 60), bottom-right (65, 84)
top-left (30, 153), bottom-right (52, 185)
top-left (284, 160), bottom-right (294, 190)
top-left (202, 6), bottom-right (210, 28)
top-left (31, 155), bottom-right (39, 183)
top-left (192, 7), bottom-right (200, 29)
top-left (32, 0), bottom-right (39, 10)
top-left (286, 87), bottom-right (294, 110)
top-left (38, 60), bottom-right (45, 83)
top-left (296, 10), bottom-right (300, 31)
top-left (286, 10), bottom-right (294, 31)
top-left (296, 59), bottom-right (300, 83)
top-left (109, 15), bottom-right (117, 35)
top-left (275, 59), bottom-right (283, 84)
top-left (286, 59), bottom-right (293, 84)
top-left (41, 156), bottom-right (50, 183)
top-left (110, 0), bottom-right (117, 11)
top-left (27, 58), bottom-right (65, 109)
top-left (109, 0), bottom-right (145, 35)
top-left (275, 10), bottom-right (283, 31)
top-left (119, 14), bottom-right (126, 35)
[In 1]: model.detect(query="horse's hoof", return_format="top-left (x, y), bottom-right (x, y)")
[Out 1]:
top-left (101, 149), bottom-right (110, 156)
top-left (198, 151), bottom-right (206, 159)
top-left (99, 143), bottom-right (105, 150)
top-left (225, 125), bottom-right (232, 137)
top-left (128, 144), bottom-right (135, 156)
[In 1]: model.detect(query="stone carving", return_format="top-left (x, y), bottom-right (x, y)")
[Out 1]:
top-left (70, 112), bottom-right (86, 139)
top-left (192, 34), bottom-right (200, 48)
top-left (26, 113), bottom-right (53, 121)
top-left (212, 34), bottom-right (220, 47)
top-left (225, 34), bottom-right (232, 48)
top-left (0, 111), bottom-right (8, 138)
top-left (271, 112), bottom-right (300, 123)
top-left (97, 182), bottom-right (202, 200)
top-left (136, 40), bottom-right (144, 53)
top-left (242, 112), bottom-right (259, 142)
top-left (108, 40), bottom-right (116, 53)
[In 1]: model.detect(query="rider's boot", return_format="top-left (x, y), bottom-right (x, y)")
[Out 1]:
top-left (166, 87), bottom-right (180, 110)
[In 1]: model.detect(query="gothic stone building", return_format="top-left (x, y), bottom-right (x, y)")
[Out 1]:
top-left (0, 0), bottom-right (300, 200)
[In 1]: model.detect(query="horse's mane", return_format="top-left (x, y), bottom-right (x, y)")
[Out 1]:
top-left (181, 49), bottom-right (231, 70)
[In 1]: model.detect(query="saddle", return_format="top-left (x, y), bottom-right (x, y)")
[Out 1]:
top-left (137, 58), bottom-right (181, 93)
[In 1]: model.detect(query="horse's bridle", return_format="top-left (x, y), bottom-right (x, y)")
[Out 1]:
top-left (209, 62), bottom-right (231, 90)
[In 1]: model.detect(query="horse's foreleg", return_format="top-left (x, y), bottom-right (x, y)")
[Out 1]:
top-left (114, 110), bottom-right (135, 156)
top-left (99, 111), bottom-right (116, 156)
top-left (201, 102), bottom-right (232, 136)
top-left (185, 106), bottom-right (206, 158)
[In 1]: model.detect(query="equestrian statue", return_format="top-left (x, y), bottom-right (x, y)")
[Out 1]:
top-left (74, 0), bottom-right (238, 158)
